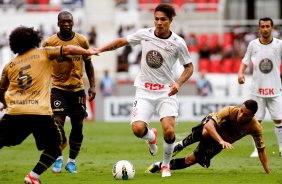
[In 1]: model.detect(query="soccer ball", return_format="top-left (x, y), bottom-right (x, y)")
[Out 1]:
top-left (112, 160), bottom-right (135, 180)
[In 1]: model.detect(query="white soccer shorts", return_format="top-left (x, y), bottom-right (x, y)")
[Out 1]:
top-left (130, 88), bottom-right (179, 125)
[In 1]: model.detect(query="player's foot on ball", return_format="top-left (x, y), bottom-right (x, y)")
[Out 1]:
top-left (148, 128), bottom-right (158, 156)
top-left (145, 162), bottom-right (161, 173)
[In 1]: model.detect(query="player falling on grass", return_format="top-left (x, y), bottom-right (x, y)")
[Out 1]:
top-left (94, 3), bottom-right (193, 177)
top-left (0, 26), bottom-right (96, 184)
top-left (42, 11), bottom-right (96, 174)
top-left (238, 17), bottom-right (282, 158)
top-left (145, 99), bottom-right (271, 174)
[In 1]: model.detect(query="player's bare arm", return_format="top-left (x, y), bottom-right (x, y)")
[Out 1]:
top-left (238, 63), bottom-right (247, 84)
top-left (257, 147), bottom-right (271, 174)
top-left (62, 45), bottom-right (96, 56)
top-left (97, 38), bottom-right (129, 53)
top-left (168, 63), bottom-right (193, 96)
top-left (84, 59), bottom-right (96, 101)
top-left (204, 119), bottom-right (233, 149)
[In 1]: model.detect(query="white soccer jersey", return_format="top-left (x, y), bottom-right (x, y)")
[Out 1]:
top-left (127, 27), bottom-right (192, 92)
top-left (242, 38), bottom-right (282, 97)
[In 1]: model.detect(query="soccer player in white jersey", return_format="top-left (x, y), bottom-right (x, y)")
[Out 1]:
top-left (94, 4), bottom-right (193, 177)
top-left (238, 17), bottom-right (282, 157)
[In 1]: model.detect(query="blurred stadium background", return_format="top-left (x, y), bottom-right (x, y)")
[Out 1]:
top-left (0, 0), bottom-right (280, 122)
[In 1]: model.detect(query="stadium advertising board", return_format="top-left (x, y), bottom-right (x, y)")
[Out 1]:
top-left (103, 96), bottom-right (271, 122)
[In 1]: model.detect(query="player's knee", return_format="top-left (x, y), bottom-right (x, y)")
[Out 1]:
top-left (131, 122), bottom-right (146, 138)
top-left (163, 128), bottom-right (175, 141)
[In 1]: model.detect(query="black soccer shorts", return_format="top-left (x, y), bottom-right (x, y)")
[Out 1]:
top-left (0, 114), bottom-right (66, 150)
top-left (51, 88), bottom-right (87, 119)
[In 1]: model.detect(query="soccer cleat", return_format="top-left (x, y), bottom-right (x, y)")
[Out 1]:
top-left (250, 150), bottom-right (258, 157)
top-left (161, 165), bottom-right (171, 177)
top-left (52, 158), bottom-right (63, 173)
top-left (145, 162), bottom-right (161, 173)
top-left (24, 173), bottom-right (41, 184)
top-left (148, 128), bottom-right (158, 156)
top-left (172, 141), bottom-right (184, 157)
top-left (65, 161), bottom-right (78, 174)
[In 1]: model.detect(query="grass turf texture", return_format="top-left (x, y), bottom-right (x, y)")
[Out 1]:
top-left (0, 121), bottom-right (282, 184)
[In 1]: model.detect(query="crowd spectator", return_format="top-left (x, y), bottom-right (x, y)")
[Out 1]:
top-left (100, 69), bottom-right (115, 97)
top-left (196, 70), bottom-right (213, 96)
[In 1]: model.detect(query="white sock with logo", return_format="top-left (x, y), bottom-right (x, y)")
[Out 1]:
top-left (162, 139), bottom-right (174, 167)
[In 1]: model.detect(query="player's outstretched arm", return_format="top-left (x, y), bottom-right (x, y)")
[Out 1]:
top-left (258, 148), bottom-right (271, 174)
top-left (62, 45), bottom-right (97, 56)
top-left (96, 38), bottom-right (129, 53)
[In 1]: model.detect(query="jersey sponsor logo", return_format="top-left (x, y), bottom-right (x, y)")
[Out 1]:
top-left (258, 88), bottom-right (274, 95)
top-left (259, 58), bottom-right (273, 74)
top-left (53, 108), bottom-right (64, 112)
top-left (9, 55), bottom-right (40, 68)
top-left (146, 50), bottom-right (163, 69)
top-left (10, 100), bottom-right (38, 105)
top-left (144, 82), bottom-right (165, 90)
top-left (54, 100), bottom-right (61, 107)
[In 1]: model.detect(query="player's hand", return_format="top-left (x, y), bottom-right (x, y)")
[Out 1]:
top-left (89, 48), bottom-right (101, 56)
top-left (219, 140), bottom-right (233, 149)
top-left (88, 86), bottom-right (96, 101)
top-left (168, 82), bottom-right (180, 96)
top-left (238, 73), bottom-right (245, 84)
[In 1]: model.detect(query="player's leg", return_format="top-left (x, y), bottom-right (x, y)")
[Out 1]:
top-left (50, 88), bottom-right (68, 172)
top-left (158, 94), bottom-right (178, 177)
top-left (66, 90), bottom-right (87, 173)
top-left (173, 120), bottom-right (205, 157)
top-left (25, 115), bottom-right (66, 184)
top-left (131, 91), bottom-right (157, 155)
top-left (160, 116), bottom-right (175, 177)
top-left (268, 96), bottom-right (282, 156)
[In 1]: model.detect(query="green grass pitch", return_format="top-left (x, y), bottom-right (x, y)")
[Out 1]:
top-left (0, 121), bottom-right (282, 184)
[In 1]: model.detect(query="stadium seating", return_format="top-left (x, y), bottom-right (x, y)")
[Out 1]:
top-left (198, 58), bottom-right (210, 72)
top-left (232, 58), bottom-right (242, 73)
top-left (222, 58), bottom-right (233, 73)
top-left (209, 60), bottom-right (221, 73)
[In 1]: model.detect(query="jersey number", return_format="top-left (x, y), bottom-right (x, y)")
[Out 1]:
top-left (18, 65), bottom-right (32, 90)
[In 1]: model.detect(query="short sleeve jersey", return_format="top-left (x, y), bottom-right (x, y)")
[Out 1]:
top-left (0, 47), bottom-right (62, 115)
top-left (208, 106), bottom-right (264, 149)
top-left (42, 32), bottom-right (91, 92)
top-left (242, 38), bottom-right (282, 97)
top-left (127, 28), bottom-right (192, 91)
